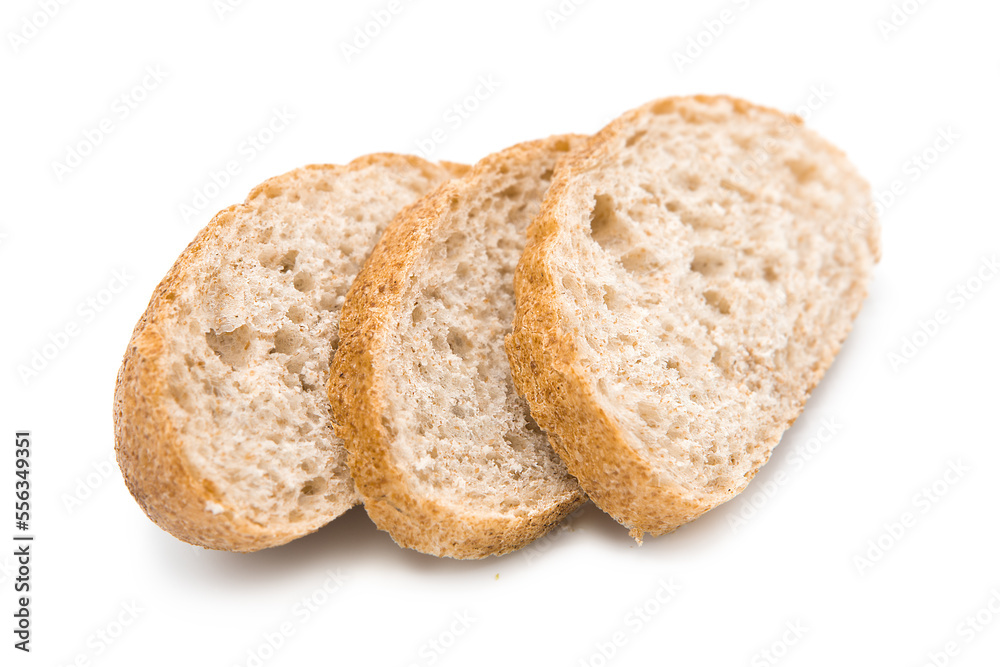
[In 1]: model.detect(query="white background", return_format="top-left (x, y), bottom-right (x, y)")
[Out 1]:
top-left (2, 1), bottom-right (999, 665)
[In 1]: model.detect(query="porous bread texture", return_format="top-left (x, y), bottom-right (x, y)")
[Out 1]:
top-left (506, 96), bottom-right (880, 540)
top-left (115, 155), bottom-right (464, 552)
top-left (331, 136), bottom-right (588, 559)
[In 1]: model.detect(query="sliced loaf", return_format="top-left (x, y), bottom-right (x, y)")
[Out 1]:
top-left (506, 96), bottom-right (880, 539)
top-left (330, 136), bottom-right (588, 559)
top-left (115, 155), bottom-right (465, 551)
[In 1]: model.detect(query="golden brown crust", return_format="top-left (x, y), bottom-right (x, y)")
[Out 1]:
top-left (114, 154), bottom-right (463, 552)
top-left (329, 137), bottom-right (587, 560)
top-left (505, 95), bottom-right (878, 540)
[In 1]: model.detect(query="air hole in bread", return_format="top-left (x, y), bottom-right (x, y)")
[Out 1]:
top-left (319, 292), bottom-right (340, 311)
top-left (711, 348), bottom-right (731, 372)
top-left (285, 355), bottom-right (305, 376)
top-left (626, 130), bottom-right (647, 148)
top-left (299, 477), bottom-right (327, 498)
top-left (589, 194), bottom-right (628, 253)
top-left (500, 184), bottom-right (522, 199)
top-left (786, 158), bottom-right (818, 183)
top-left (278, 250), bottom-right (299, 273)
top-left (540, 168), bottom-right (554, 181)
top-left (206, 325), bottom-right (252, 368)
top-left (447, 329), bottom-right (471, 359)
top-left (554, 138), bottom-right (572, 151)
top-left (273, 325), bottom-right (300, 355)
top-left (293, 271), bottom-right (315, 292)
top-left (561, 274), bottom-right (584, 299)
top-left (166, 371), bottom-right (195, 411)
top-left (763, 264), bottom-right (780, 282)
top-left (503, 432), bottom-right (529, 452)
top-left (603, 285), bottom-right (626, 311)
top-left (411, 305), bottom-right (426, 324)
top-left (445, 233), bottom-right (465, 258)
top-left (257, 227), bottom-right (274, 243)
top-left (680, 173), bottom-right (702, 191)
top-left (691, 247), bottom-right (730, 277)
top-left (638, 402), bottom-right (663, 429)
top-left (621, 247), bottom-right (654, 274)
top-left (703, 289), bottom-right (732, 314)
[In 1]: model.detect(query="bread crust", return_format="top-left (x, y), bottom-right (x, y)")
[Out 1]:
top-left (505, 96), bottom-right (880, 540)
top-left (330, 138), bottom-right (587, 559)
top-left (114, 154), bottom-right (463, 552)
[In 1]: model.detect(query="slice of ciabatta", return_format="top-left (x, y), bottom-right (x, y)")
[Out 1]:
top-left (330, 137), bottom-right (588, 559)
top-left (115, 155), bottom-right (465, 551)
top-left (506, 96), bottom-right (880, 540)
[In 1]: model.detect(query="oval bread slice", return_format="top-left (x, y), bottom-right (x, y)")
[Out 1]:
top-left (330, 137), bottom-right (588, 559)
top-left (506, 96), bottom-right (880, 540)
top-left (114, 155), bottom-right (465, 551)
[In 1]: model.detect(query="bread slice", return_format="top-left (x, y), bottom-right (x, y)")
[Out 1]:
top-left (114, 155), bottom-right (465, 552)
top-left (506, 96), bottom-right (880, 540)
top-left (330, 136), bottom-right (588, 559)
